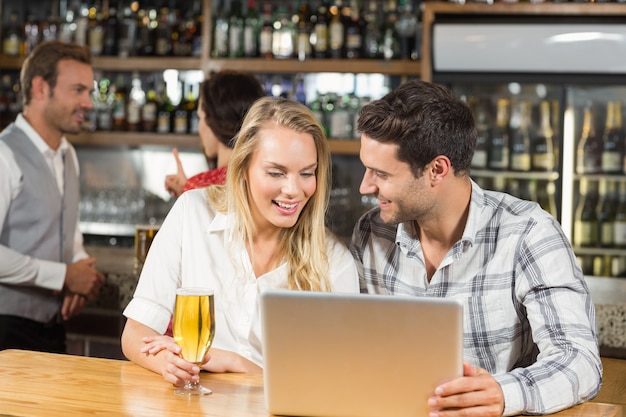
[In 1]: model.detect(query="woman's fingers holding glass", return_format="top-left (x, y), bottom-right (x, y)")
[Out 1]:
top-left (140, 335), bottom-right (181, 356)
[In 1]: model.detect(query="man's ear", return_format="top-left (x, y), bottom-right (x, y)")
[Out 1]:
top-left (430, 155), bottom-right (451, 185)
top-left (30, 76), bottom-right (49, 101)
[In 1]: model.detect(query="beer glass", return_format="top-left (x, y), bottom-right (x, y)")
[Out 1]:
top-left (172, 287), bottom-right (215, 396)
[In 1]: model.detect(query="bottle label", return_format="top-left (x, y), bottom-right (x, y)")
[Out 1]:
top-left (314, 25), bottom-right (328, 52)
top-left (471, 150), bottom-right (488, 169)
top-left (574, 221), bottom-right (595, 247)
top-left (614, 223), bottom-right (626, 246)
top-left (602, 152), bottom-right (622, 173)
top-left (601, 223), bottom-right (614, 247)
top-left (532, 153), bottom-right (554, 171)
top-left (3, 38), bottom-right (20, 56)
top-left (511, 154), bottom-right (531, 171)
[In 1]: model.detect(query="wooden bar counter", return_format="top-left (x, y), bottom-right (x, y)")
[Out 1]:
top-left (0, 349), bottom-right (621, 417)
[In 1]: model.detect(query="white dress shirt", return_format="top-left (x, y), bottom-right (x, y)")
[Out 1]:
top-left (0, 114), bottom-right (87, 291)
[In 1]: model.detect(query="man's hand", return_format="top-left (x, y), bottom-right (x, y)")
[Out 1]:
top-left (64, 257), bottom-right (105, 301)
top-left (427, 362), bottom-right (505, 417)
top-left (60, 292), bottom-right (87, 320)
top-left (164, 148), bottom-right (188, 198)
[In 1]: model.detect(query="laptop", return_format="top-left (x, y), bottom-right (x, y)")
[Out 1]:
top-left (260, 290), bottom-right (464, 417)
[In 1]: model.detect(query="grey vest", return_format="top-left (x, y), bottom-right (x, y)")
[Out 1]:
top-left (0, 124), bottom-right (79, 323)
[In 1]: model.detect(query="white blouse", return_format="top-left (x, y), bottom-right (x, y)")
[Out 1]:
top-left (123, 188), bottom-right (359, 367)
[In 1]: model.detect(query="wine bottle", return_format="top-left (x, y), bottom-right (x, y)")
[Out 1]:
top-left (597, 179), bottom-right (616, 248)
top-left (537, 179), bottom-right (558, 219)
top-left (127, 72), bottom-right (146, 132)
top-left (602, 100), bottom-right (624, 174)
top-left (613, 181), bottom-right (626, 248)
top-left (328, 1), bottom-right (345, 58)
top-left (573, 178), bottom-right (598, 248)
top-left (258, 2), bottom-right (274, 59)
top-left (509, 100), bottom-right (532, 172)
top-left (488, 98), bottom-right (510, 171)
top-left (212, 0), bottom-right (229, 57)
top-left (244, 0), bottom-right (260, 57)
top-left (532, 100), bottom-right (555, 171)
top-left (576, 102), bottom-right (602, 175)
top-left (470, 97), bottom-right (490, 170)
top-left (228, 0), bottom-right (245, 58)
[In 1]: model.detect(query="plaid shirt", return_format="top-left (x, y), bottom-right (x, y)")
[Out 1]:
top-left (350, 181), bottom-right (601, 416)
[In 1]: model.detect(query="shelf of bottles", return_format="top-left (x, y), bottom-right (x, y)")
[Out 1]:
top-left (569, 85), bottom-right (626, 278)
top-left (448, 83), bottom-right (562, 221)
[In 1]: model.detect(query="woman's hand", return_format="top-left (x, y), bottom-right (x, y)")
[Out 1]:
top-left (139, 334), bottom-right (209, 386)
top-left (164, 148), bottom-right (188, 198)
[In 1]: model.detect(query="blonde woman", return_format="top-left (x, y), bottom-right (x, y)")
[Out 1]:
top-left (121, 97), bottom-right (358, 386)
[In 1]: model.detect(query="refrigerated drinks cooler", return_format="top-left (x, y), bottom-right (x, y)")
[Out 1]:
top-left (421, 3), bottom-right (626, 278)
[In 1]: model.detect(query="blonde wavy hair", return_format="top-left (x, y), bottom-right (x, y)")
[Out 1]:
top-left (206, 96), bottom-right (332, 291)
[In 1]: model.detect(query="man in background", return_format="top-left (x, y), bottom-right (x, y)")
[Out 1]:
top-left (0, 41), bottom-right (105, 353)
top-left (350, 80), bottom-right (601, 416)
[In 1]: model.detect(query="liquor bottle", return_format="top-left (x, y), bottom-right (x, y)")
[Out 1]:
top-left (156, 81), bottom-right (173, 134)
top-left (154, 8), bottom-right (172, 56)
top-left (508, 100), bottom-right (532, 172)
top-left (136, 7), bottom-right (155, 56)
top-left (95, 77), bottom-right (114, 131)
top-left (213, 0), bottom-right (229, 57)
top-left (142, 79), bottom-right (159, 133)
top-left (103, 7), bottom-right (119, 56)
top-left (118, 5), bottom-right (138, 57)
top-left (597, 179), bottom-right (616, 248)
top-left (87, 3), bottom-right (105, 57)
top-left (272, 5), bottom-right (295, 59)
top-left (258, 2), bottom-right (274, 59)
top-left (470, 97), bottom-right (490, 170)
top-left (576, 102), bottom-right (602, 175)
top-left (295, 2), bottom-right (313, 61)
top-left (59, 5), bottom-right (77, 44)
top-left (613, 181), bottom-right (626, 248)
top-left (573, 178), bottom-right (598, 248)
top-left (127, 72), bottom-right (146, 132)
top-left (602, 101), bottom-right (624, 174)
top-left (532, 100), bottom-right (555, 172)
top-left (380, 0), bottom-right (399, 60)
top-left (243, 0), bottom-right (260, 57)
top-left (3, 11), bottom-right (23, 56)
top-left (345, 0), bottom-right (364, 59)
top-left (74, 3), bottom-right (90, 46)
top-left (41, 11), bottom-right (60, 42)
top-left (488, 98), bottom-right (510, 171)
top-left (228, 0), bottom-right (245, 58)
top-left (24, 14), bottom-right (39, 56)
top-left (363, 0), bottom-right (381, 59)
top-left (328, 2), bottom-right (345, 58)
top-left (173, 82), bottom-right (189, 134)
top-left (395, 0), bottom-right (417, 60)
top-left (111, 75), bottom-right (128, 131)
top-left (310, 0), bottom-right (329, 58)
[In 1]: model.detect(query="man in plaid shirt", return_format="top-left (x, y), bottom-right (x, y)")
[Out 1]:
top-left (350, 80), bottom-right (601, 417)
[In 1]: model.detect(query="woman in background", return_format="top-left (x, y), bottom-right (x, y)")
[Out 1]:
top-left (164, 70), bottom-right (266, 197)
top-left (122, 97), bottom-right (359, 386)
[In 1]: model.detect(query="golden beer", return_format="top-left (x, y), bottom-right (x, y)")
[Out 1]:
top-left (173, 288), bottom-right (215, 364)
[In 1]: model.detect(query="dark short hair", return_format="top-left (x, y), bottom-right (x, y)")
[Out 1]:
top-left (20, 41), bottom-right (92, 106)
top-left (201, 70), bottom-right (266, 148)
top-left (357, 80), bottom-right (476, 178)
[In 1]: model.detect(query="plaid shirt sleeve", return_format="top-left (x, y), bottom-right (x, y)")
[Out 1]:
top-left (350, 185), bottom-right (602, 416)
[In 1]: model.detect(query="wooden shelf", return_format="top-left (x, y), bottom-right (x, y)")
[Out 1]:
top-left (0, 55), bottom-right (420, 76)
top-left (205, 58), bottom-right (421, 76)
top-left (68, 131), bottom-right (201, 149)
top-left (68, 131), bottom-right (361, 155)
